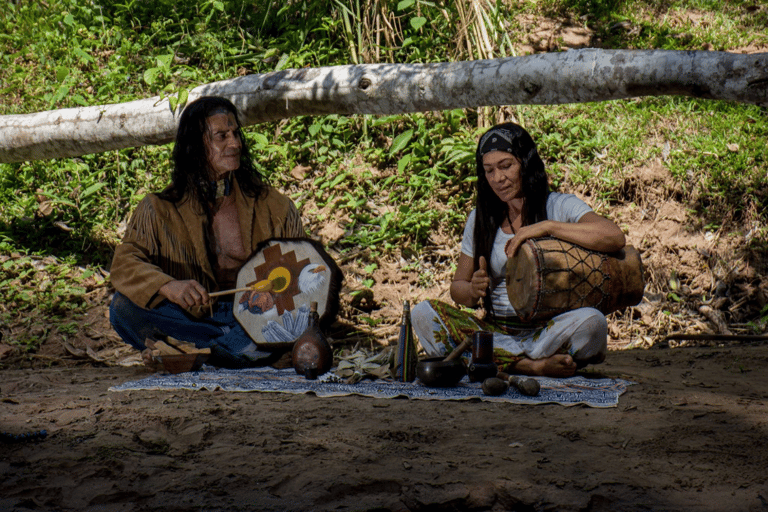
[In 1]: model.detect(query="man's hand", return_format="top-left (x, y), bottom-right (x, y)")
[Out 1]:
top-left (470, 256), bottom-right (491, 300)
top-left (160, 280), bottom-right (210, 308)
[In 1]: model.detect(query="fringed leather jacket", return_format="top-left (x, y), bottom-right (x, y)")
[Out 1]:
top-left (110, 178), bottom-right (304, 318)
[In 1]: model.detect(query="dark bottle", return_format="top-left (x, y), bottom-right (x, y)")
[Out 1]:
top-left (394, 300), bottom-right (418, 382)
top-left (292, 302), bottom-right (333, 379)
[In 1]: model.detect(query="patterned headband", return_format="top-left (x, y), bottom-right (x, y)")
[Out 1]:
top-left (478, 127), bottom-right (517, 157)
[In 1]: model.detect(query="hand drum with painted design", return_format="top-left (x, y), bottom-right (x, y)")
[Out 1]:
top-left (233, 238), bottom-right (342, 348)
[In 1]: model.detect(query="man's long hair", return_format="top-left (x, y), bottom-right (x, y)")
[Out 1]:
top-left (160, 96), bottom-right (267, 215)
top-left (473, 122), bottom-right (550, 316)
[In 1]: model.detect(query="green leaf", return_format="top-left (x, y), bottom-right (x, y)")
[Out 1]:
top-left (143, 67), bottom-right (159, 86)
top-left (155, 54), bottom-right (174, 69)
top-left (79, 182), bottom-right (106, 200)
top-left (177, 88), bottom-right (188, 110)
top-left (397, 154), bottom-right (412, 174)
top-left (329, 172), bottom-right (347, 188)
top-left (370, 115), bottom-right (400, 127)
top-left (71, 94), bottom-right (88, 106)
top-left (389, 129), bottom-right (414, 156)
top-left (275, 54), bottom-right (290, 71)
top-left (48, 84), bottom-right (70, 108)
top-left (73, 47), bottom-right (94, 64)
top-left (55, 67), bottom-right (70, 82)
top-left (397, 0), bottom-right (415, 11)
top-left (251, 133), bottom-right (269, 147)
top-left (308, 124), bottom-right (321, 137)
top-left (410, 17), bottom-right (427, 30)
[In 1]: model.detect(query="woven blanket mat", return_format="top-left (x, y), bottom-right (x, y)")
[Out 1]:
top-left (110, 366), bottom-right (633, 408)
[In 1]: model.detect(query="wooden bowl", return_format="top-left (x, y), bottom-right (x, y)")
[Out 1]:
top-left (417, 357), bottom-right (466, 387)
top-left (156, 353), bottom-right (209, 374)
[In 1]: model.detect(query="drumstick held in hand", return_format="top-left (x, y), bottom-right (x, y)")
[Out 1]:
top-left (209, 264), bottom-right (326, 298)
top-left (208, 279), bottom-right (276, 298)
top-left (209, 287), bottom-right (256, 298)
top-left (474, 256), bottom-right (489, 298)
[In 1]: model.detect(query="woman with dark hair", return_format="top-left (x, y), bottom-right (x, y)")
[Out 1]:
top-left (109, 96), bottom-right (305, 368)
top-left (412, 122), bottom-right (625, 377)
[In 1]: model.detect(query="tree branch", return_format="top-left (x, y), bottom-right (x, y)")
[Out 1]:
top-left (1, 49), bottom-right (766, 163)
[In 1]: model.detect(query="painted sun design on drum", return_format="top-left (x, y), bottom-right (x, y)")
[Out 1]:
top-left (245, 244), bottom-right (311, 315)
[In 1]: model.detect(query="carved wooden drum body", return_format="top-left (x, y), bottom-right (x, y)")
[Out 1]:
top-left (233, 238), bottom-right (342, 349)
top-left (506, 237), bottom-right (645, 323)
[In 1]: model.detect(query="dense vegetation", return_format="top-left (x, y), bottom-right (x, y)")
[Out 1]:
top-left (1, 0), bottom-right (766, 353)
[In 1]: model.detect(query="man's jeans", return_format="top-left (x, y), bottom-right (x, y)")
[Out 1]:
top-left (109, 291), bottom-right (274, 368)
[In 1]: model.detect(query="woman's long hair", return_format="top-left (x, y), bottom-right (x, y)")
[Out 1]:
top-left (473, 122), bottom-right (550, 315)
top-left (160, 96), bottom-right (267, 216)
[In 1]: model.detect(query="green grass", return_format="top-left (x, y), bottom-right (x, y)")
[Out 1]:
top-left (0, 0), bottom-right (766, 354)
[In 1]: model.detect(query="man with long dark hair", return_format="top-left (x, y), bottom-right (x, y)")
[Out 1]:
top-left (109, 96), bottom-right (304, 367)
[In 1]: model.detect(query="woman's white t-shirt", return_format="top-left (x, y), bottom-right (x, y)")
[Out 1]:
top-left (460, 192), bottom-right (593, 317)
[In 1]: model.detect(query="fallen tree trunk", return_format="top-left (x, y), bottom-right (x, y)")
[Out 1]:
top-left (1, 49), bottom-right (767, 163)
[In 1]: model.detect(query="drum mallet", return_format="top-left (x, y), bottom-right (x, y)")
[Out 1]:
top-left (443, 336), bottom-right (472, 362)
top-left (482, 371), bottom-right (540, 397)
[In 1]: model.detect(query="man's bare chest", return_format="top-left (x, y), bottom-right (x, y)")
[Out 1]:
top-left (210, 197), bottom-right (249, 266)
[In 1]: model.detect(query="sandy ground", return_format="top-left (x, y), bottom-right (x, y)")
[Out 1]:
top-left (2, 341), bottom-right (768, 512)
top-left (2, 158), bottom-right (768, 511)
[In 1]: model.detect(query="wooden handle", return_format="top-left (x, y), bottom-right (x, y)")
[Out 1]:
top-left (209, 277), bottom-right (278, 298)
top-left (444, 337), bottom-right (472, 362)
top-left (208, 286), bottom-right (253, 298)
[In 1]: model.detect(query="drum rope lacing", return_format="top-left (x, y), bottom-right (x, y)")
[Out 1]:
top-left (529, 237), bottom-right (612, 317)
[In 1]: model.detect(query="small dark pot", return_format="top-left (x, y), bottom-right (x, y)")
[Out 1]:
top-left (468, 361), bottom-right (498, 383)
top-left (417, 358), bottom-right (466, 387)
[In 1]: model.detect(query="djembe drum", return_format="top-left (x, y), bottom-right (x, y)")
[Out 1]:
top-left (233, 238), bottom-right (342, 349)
top-left (506, 237), bottom-right (645, 323)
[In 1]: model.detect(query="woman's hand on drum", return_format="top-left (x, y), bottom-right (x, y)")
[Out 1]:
top-left (470, 256), bottom-right (491, 300)
top-left (160, 279), bottom-right (210, 308)
top-left (505, 214), bottom-right (626, 258)
top-left (505, 222), bottom-right (552, 258)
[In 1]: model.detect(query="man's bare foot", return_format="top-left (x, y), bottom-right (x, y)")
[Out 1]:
top-left (511, 354), bottom-right (577, 378)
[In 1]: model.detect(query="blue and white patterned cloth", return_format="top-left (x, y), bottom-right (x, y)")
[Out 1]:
top-left (110, 366), bottom-right (634, 408)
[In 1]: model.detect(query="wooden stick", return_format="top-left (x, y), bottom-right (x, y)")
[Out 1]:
top-left (208, 286), bottom-right (254, 298)
top-left (664, 333), bottom-right (768, 342)
top-left (209, 276), bottom-right (281, 297)
top-left (444, 337), bottom-right (472, 362)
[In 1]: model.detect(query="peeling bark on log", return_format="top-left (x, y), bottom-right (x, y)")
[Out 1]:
top-left (1, 49), bottom-right (767, 163)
